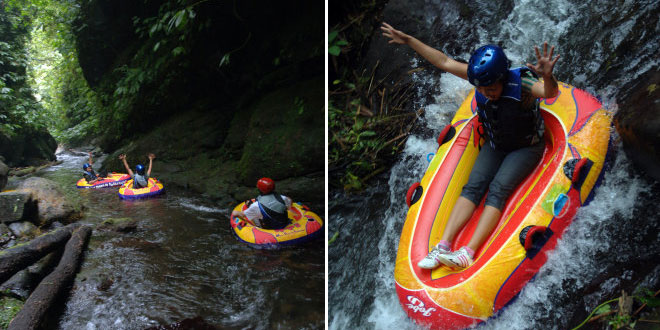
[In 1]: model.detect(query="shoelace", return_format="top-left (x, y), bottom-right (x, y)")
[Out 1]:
top-left (428, 245), bottom-right (450, 261)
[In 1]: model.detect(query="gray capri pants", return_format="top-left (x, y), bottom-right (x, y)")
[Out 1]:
top-left (460, 140), bottom-right (545, 210)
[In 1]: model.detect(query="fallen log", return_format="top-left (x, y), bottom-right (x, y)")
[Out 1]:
top-left (8, 225), bottom-right (92, 330)
top-left (0, 223), bottom-right (80, 284)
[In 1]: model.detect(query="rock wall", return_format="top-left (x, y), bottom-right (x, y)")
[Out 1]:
top-left (74, 0), bottom-right (325, 210)
top-left (614, 69), bottom-right (660, 181)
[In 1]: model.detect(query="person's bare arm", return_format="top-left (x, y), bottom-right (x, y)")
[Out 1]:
top-left (118, 154), bottom-right (134, 177)
top-left (88, 152), bottom-right (94, 165)
top-left (231, 210), bottom-right (256, 226)
top-left (147, 153), bottom-right (155, 176)
top-left (527, 42), bottom-right (560, 99)
top-left (381, 22), bottom-right (468, 80)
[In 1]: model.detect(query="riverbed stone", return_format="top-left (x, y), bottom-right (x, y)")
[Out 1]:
top-left (8, 221), bottom-right (38, 238)
top-left (0, 191), bottom-right (33, 223)
top-left (0, 160), bottom-right (8, 191)
top-left (0, 223), bottom-right (12, 246)
top-left (17, 177), bottom-right (76, 226)
top-left (98, 217), bottom-right (138, 233)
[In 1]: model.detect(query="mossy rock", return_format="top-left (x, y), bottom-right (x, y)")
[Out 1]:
top-left (236, 76), bottom-right (324, 184)
top-left (0, 296), bottom-right (24, 328)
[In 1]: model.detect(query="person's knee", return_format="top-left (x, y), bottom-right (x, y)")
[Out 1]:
top-left (485, 181), bottom-right (514, 210)
top-left (461, 177), bottom-right (489, 205)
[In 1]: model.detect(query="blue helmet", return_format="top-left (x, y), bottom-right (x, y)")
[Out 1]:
top-left (83, 163), bottom-right (91, 170)
top-left (136, 164), bottom-right (145, 175)
top-left (467, 45), bottom-right (509, 87)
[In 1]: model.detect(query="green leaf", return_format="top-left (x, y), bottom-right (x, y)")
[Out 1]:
top-left (359, 130), bottom-right (377, 138)
top-left (219, 54), bottom-right (230, 67)
top-left (328, 30), bottom-right (338, 43)
top-left (594, 304), bottom-right (611, 315)
top-left (172, 46), bottom-right (185, 56)
top-left (333, 79), bottom-right (341, 85)
top-left (336, 40), bottom-right (349, 46)
top-left (153, 41), bottom-right (160, 52)
top-left (328, 45), bottom-right (341, 56)
top-left (328, 231), bottom-right (339, 245)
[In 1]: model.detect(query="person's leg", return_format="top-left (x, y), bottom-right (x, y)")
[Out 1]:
top-left (437, 141), bottom-right (544, 268)
top-left (443, 142), bottom-right (505, 243)
top-left (466, 205), bottom-right (502, 251)
top-left (420, 143), bottom-right (505, 269)
top-left (441, 196), bottom-right (477, 242)
top-left (469, 141), bottom-right (545, 251)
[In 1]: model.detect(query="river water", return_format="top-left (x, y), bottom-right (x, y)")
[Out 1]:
top-left (329, 0), bottom-right (660, 329)
top-left (30, 150), bottom-right (324, 329)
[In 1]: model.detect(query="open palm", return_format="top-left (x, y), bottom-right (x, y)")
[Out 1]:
top-left (526, 42), bottom-right (560, 78)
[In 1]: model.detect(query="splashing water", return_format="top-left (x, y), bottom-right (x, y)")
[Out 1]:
top-left (329, 0), bottom-right (660, 328)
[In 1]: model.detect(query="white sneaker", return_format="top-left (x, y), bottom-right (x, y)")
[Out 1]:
top-left (417, 244), bottom-right (451, 269)
top-left (436, 247), bottom-right (473, 269)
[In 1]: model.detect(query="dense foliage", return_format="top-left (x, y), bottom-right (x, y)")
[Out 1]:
top-left (0, 2), bottom-right (47, 137)
top-left (328, 0), bottom-right (418, 191)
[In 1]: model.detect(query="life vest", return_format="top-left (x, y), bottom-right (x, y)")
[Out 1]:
top-left (83, 169), bottom-right (97, 182)
top-left (256, 193), bottom-right (289, 230)
top-left (475, 67), bottom-right (544, 152)
top-left (133, 174), bottom-right (149, 188)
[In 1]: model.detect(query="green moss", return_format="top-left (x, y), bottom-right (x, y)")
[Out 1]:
top-left (236, 76), bottom-right (324, 184)
top-left (0, 296), bottom-right (24, 329)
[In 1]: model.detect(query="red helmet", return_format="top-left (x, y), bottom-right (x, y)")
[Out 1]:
top-left (257, 177), bottom-right (275, 194)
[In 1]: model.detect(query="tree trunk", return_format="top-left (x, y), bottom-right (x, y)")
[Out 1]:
top-left (8, 225), bottom-right (92, 330)
top-left (0, 223), bottom-right (80, 284)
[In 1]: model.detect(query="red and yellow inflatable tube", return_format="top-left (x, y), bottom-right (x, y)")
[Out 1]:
top-left (395, 82), bottom-right (612, 329)
top-left (118, 178), bottom-right (165, 200)
top-left (230, 201), bottom-right (323, 249)
top-left (76, 172), bottom-right (130, 189)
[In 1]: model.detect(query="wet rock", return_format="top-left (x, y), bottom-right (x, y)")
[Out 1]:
top-left (97, 217), bottom-right (138, 233)
top-left (111, 237), bottom-right (160, 251)
top-left (96, 276), bottom-right (114, 291)
top-left (0, 251), bottom-right (61, 300)
top-left (0, 191), bottom-right (33, 223)
top-left (8, 222), bottom-right (38, 239)
top-left (615, 69), bottom-right (660, 182)
top-left (0, 224), bottom-right (13, 246)
top-left (0, 160), bottom-right (8, 191)
top-left (17, 177), bottom-right (76, 226)
top-left (145, 316), bottom-right (217, 330)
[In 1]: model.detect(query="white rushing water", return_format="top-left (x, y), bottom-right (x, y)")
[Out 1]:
top-left (330, 0), bottom-right (660, 329)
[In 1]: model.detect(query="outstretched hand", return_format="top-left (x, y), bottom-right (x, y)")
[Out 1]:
top-left (381, 22), bottom-right (411, 45)
top-left (118, 154), bottom-right (126, 160)
top-left (148, 153), bottom-right (156, 160)
top-left (526, 42), bottom-right (560, 78)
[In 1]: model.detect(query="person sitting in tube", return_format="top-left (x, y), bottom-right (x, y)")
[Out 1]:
top-left (381, 22), bottom-right (559, 269)
top-left (82, 151), bottom-right (108, 184)
top-left (231, 177), bottom-right (293, 230)
top-left (118, 153), bottom-right (155, 189)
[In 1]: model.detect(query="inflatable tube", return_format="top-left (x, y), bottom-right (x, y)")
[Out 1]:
top-left (230, 201), bottom-right (323, 249)
top-left (118, 178), bottom-right (164, 200)
top-left (76, 173), bottom-right (130, 189)
top-left (394, 83), bottom-right (612, 329)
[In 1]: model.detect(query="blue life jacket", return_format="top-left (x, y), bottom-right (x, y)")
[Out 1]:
top-left (83, 169), bottom-right (97, 183)
top-left (475, 67), bottom-right (544, 152)
top-left (256, 192), bottom-right (289, 230)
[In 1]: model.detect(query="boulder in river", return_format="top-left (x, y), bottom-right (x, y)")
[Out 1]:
top-left (8, 222), bottom-right (38, 239)
top-left (0, 160), bottom-right (8, 191)
top-left (17, 177), bottom-right (77, 226)
top-left (0, 191), bottom-right (34, 223)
